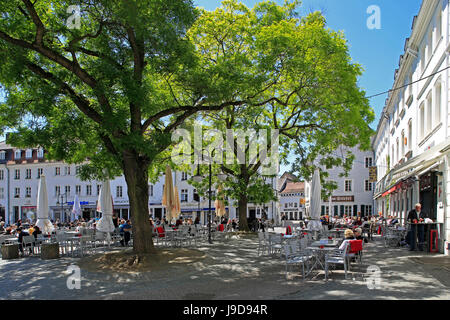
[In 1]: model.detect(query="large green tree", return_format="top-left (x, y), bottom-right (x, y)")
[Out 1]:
top-left (186, 1), bottom-right (374, 230)
top-left (0, 0), bottom-right (335, 253)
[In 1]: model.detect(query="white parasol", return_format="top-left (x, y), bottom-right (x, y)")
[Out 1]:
top-left (71, 194), bottom-right (82, 222)
top-left (96, 180), bottom-right (115, 233)
top-left (308, 168), bottom-right (323, 232)
top-left (35, 175), bottom-right (55, 234)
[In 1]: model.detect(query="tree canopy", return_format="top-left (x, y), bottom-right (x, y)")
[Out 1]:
top-left (0, 0), bottom-right (374, 251)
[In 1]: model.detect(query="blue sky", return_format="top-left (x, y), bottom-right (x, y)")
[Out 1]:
top-left (0, 0), bottom-right (423, 173)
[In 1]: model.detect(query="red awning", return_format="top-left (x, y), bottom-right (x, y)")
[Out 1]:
top-left (381, 183), bottom-right (402, 198)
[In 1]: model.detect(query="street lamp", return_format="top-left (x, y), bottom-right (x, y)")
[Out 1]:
top-left (192, 150), bottom-right (227, 244)
top-left (56, 193), bottom-right (68, 223)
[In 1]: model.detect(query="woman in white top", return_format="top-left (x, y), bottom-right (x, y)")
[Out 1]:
top-left (339, 229), bottom-right (355, 250)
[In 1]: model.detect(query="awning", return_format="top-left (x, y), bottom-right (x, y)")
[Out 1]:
top-left (375, 137), bottom-right (450, 199)
top-left (381, 184), bottom-right (400, 198)
top-left (389, 137), bottom-right (450, 183)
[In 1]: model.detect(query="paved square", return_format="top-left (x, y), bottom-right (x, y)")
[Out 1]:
top-left (0, 235), bottom-right (449, 300)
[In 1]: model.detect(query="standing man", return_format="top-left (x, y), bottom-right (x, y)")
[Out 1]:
top-left (407, 203), bottom-right (427, 251)
top-left (119, 219), bottom-right (132, 246)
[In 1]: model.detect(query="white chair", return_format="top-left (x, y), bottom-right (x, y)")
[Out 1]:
top-left (257, 232), bottom-right (269, 256)
top-left (174, 228), bottom-right (190, 247)
top-left (188, 226), bottom-right (199, 247)
top-left (324, 241), bottom-right (351, 280)
top-left (21, 235), bottom-right (35, 256)
top-left (283, 243), bottom-right (311, 280)
top-left (269, 234), bottom-right (283, 257)
top-left (93, 232), bottom-right (106, 249)
top-left (55, 233), bottom-right (69, 255)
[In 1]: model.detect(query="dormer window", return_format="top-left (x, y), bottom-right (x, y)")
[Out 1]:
top-left (25, 149), bottom-right (32, 159)
top-left (15, 150), bottom-right (22, 159)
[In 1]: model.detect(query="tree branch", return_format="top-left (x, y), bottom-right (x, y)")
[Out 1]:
top-left (24, 61), bottom-right (104, 125)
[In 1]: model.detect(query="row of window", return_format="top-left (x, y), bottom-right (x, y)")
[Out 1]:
top-left (321, 205), bottom-right (373, 216)
top-left (0, 167), bottom-right (75, 180)
top-left (342, 180), bottom-right (373, 192)
top-left (0, 149), bottom-right (44, 160)
top-left (0, 168), bottom-right (193, 181)
top-left (284, 202), bottom-right (301, 208)
top-left (8, 185), bottom-right (155, 199)
top-left (377, 6), bottom-right (443, 174)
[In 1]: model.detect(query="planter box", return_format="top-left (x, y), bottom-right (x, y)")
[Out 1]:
top-left (1, 244), bottom-right (19, 259)
top-left (41, 243), bottom-right (60, 260)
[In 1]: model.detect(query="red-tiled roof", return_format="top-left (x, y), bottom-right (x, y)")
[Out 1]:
top-left (281, 182), bottom-right (304, 194)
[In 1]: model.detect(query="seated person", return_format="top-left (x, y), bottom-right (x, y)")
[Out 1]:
top-left (31, 226), bottom-right (42, 239)
top-left (389, 216), bottom-right (399, 225)
top-left (338, 229), bottom-right (355, 250)
top-left (76, 222), bottom-right (88, 235)
top-left (354, 227), bottom-right (368, 243)
top-left (16, 227), bottom-right (32, 255)
top-left (353, 217), bottom-right (363, 226)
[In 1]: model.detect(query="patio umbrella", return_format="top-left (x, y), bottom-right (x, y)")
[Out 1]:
top-left (96, 180), bottom-right (115, 233)
top-left (35, 175), bottom-right (54, 234)
top-left (214, 185), bottom-right (226, 217)
top-left (162, 165), bottom-right (177, 221)
top-left (174, 186), bottom-right (181, 217)
top-left (71, 194), bottom-right (82, 222)
top-left (308, 168), bottom-right (323, 232)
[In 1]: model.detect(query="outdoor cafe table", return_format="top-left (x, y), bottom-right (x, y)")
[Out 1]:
top-left (310, 240), bottom-right (340, 248)
top-left (305, 241), bottom-right (340, 276)
top-left (165, 229), bottom-right (181, 246)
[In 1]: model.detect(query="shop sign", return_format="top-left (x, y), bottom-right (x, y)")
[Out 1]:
top-left (331, 196), bottom-right (354, 202)
top-left (369, 166), bottom-right (377, 182)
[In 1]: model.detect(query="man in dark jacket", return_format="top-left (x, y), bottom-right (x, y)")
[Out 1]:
top-left (407, 203), bottom-right (427, 251)
top-left (16, 227), bottom-right (31, 255)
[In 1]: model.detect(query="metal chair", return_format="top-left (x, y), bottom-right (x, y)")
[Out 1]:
top-left (283, 243), bottom-right (311, 280)
top-left (55, 233), bottom-right (69, 256)
top-left (324, 241), bottom-right (351, 280)
top-left (21, 235), bottom-right (35, 256)
top-left (383, 227), bottom-right (402, 248)
top-left (269, 233), bottom-right (283, 257)
top-left (257, 232), bottom-right (269, 256)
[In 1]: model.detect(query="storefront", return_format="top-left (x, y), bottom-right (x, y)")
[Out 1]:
top-left (374, 138), bottom-right (450, 253)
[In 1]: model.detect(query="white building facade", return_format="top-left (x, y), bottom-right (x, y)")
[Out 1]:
top-left (315, 146), bottom-right (375, 217)
top-left (372, 0), bottom-right (450, 254)
top-left (0, 142), bottom-right (278, 225)
top-left (279, 182), bottom-right (307, 220)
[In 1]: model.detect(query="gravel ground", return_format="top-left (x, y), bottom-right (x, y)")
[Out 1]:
top-left (0, 234), bottom-right (449, 300)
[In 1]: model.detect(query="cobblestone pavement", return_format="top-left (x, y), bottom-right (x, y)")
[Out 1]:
top-left (0, 234), bottom-right (449, 300)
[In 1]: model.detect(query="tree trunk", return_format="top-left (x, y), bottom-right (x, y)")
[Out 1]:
top-left (123, 152), bottom-right (156, 254)
top-left (238, 195), bottom-right (250, 232)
